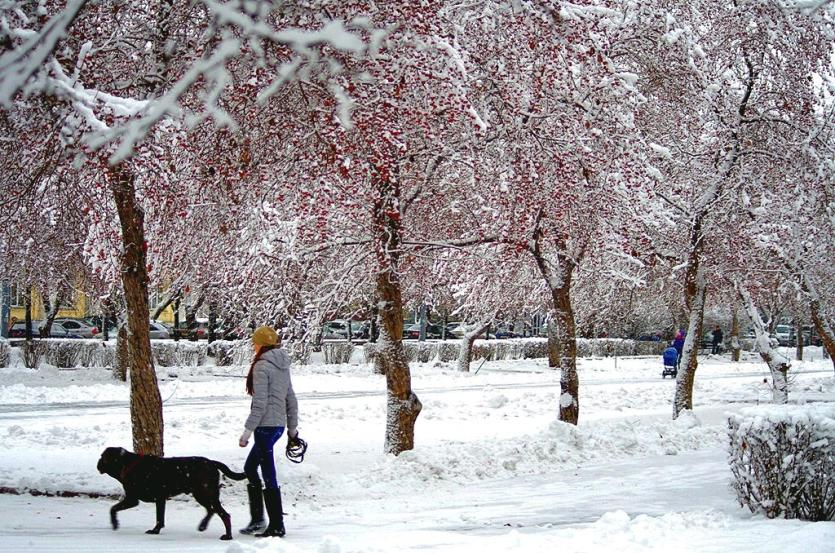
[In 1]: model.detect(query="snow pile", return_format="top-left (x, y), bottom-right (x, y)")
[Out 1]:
top-left (359, 411), bottom-right (723, 490)
top-left (728, 404), bottom-right (835, 521)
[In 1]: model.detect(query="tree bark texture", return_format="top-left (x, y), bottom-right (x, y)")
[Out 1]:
top-left (39, 287), bottom-right (64, 338)
top-left (530, 224), bottom-right (579, 425)
top-left (809, 299), bottom-right (835, 373)
top-left (673, 211), bottom-right (707, 419)
top-left (373, 173), bottom-right (421, 456)
top-left (457, 321), bottom-right (490, 373)
top-left (795, 318), bottom-right (804, 361)
top-left (738, 284), bottom-right (789, 404)
top-left (550, 284), bottom-right (579, 425)
top-left (114, 324), bottom-right (128, 382)
top-left (674, 272), bottom-right (706, 419)
top-left (730, 307), bottom-right (741, 362)
top-left (110, 163), bottom-right (164, 456)
top-left (23, 286), bottom-right (33, 341)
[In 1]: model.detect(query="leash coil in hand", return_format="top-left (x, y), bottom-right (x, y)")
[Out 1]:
top-left (286, 435), bottom-right (307, 464)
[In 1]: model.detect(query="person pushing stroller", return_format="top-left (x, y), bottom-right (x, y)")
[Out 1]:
top-left (662, 345), bottom-right (679, 378)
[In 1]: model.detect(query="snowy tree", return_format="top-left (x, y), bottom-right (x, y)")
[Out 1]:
top-left (455, 1), bottom-right (644, 424)
top-left (626, 0), bottom-right (835, 418)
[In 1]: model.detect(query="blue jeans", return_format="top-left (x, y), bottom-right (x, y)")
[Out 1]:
top-left (244, 426), bottom-right (284, 489)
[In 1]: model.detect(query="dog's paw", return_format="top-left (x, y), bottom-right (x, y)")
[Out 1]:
top-left (220, 534), bottom-right (233, 541)
top-left (145, 527), bottom-right (162, 535)
top-left (111, 521), bottom-right (119, 531)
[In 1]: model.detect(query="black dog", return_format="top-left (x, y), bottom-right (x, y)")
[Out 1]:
top-left (97, 446), bottom-right (247, 540)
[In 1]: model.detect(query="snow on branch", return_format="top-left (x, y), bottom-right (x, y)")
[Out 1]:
top-left (0, 1), bottom-right (389, 162)
top-left (0, 0), bottom-right (88, 106)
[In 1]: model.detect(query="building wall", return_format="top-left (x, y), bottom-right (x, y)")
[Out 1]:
top-left (8, 286), bottom-right (175, 324)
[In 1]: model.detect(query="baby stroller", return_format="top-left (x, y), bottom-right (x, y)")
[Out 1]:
top-left (662, 346), bottom-right (678, 378)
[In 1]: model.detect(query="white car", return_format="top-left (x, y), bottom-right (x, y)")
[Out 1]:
top-left (50, 318), bottom-right (99, 338)
top-left (149, 321), bottom-right (171, 339)
top-left (773, 324), bottom-right (792, 346)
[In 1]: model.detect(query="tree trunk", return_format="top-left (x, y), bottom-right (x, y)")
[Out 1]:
top-left (550, 284), bottom-right (579, 425)
top-left (110, 163), bottom-right (164, 456)
top-left (377, 271), bottom-right (421, 455)
top-left (208, 300), bottom-right (217, 343)
top-left (809, 299), bottom-right (835, 372)
top-left (39, 288), bottom-right (64, 338)
top-left (674, 271), bottom-right (706, 419)
top-left (730, 307), bottom-right (741, 362)
top-left (373, 171), bottom-right (420, 456)
top-left (673, 209), bottom-right (709, 419)
top-left (529, 219), bottom-right (580, 425)
top-left (795, 318), bottom-right (804, 361)
top-left (173, 297), bottom-right (181, 341)
top-left (738, 284), bottom-right (790, 403)
top-left (114, 324), bottom-right (128, 381)
top-left (457, 320), bottom-right (490, 372)
top-left (369, 300), bottom-right (378, 344)
top-left (24, 286), bottom-right (33, 341)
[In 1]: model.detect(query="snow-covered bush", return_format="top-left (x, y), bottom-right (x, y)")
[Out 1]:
top-left (208, 340), bottom-right (240, 366)
top-left (43, 339), bottom-right (82, 368)
top-left (21, 340), bottom-right (47, 369)
top-left (728, 405), bottom-right (835, 521)
top-left (153, 341), bottom-right (207, 367)
top-left (435, 342), bottom-right (459, 362)
top-left (322, 342), bottom-right (354, 364)
top-left (0, 338), bottom-right (8, 368)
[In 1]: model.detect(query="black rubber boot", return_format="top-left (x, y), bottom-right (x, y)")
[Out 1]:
top-left (255, 487), bottom-right (285, 538)
top-left (239, 484), bottom-right (266, 535)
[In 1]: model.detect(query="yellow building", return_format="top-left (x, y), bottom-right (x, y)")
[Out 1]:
top-left (8, 285), bottom-right (175, 325)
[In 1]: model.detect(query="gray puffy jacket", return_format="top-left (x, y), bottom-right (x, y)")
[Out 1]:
top-left (244, 347), bottom-right (299, 433)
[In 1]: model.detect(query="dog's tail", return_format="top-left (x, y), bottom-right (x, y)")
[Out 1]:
top-left (212, 461), bottom-right (247, 481)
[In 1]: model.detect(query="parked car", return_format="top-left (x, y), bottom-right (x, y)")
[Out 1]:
top-left (49, 318), bottom-right (99, 338)
top-left (494, 326), bottom-right (522, 339)
top-left (403, 323), bottom-right (453, 340)
top-left (84, 316), bottom-right (118, 334)
top-left (773, 324), bottom-right (792, 346)
top-left (322, 319), bottom-right (366, 339)
top-left (149, 321), bottom-right (171, 339)
top-left (8, 320), bottom-right (44, 338)
top-left (174, 319), bottom-right (231, 340)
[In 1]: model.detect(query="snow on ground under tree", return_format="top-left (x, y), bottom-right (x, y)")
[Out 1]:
top-left (0, 347), bottom-right (833, 552)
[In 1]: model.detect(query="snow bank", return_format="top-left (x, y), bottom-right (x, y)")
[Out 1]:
top-left (357, 410), bottom-right (723, 490)
top-left (728, 404), bottom-right (835, 521)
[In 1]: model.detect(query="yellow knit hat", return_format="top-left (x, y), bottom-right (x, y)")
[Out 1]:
top-left (252, 326), bottom-right (278, 346)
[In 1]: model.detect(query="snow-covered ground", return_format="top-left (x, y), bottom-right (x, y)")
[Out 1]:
top-left (0, 346), bottom-right (833, 552)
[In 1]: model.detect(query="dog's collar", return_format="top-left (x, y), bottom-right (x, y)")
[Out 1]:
top-left (119, 453), bottom-right (145, 481)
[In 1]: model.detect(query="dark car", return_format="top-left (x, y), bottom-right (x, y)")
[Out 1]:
top-left (403, 323), bottom-right (452, 340)
top-left (494, 328), bottom-right (521, 339)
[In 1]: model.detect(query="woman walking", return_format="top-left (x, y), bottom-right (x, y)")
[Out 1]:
top-left (238, 326), bottom-right (299, 537)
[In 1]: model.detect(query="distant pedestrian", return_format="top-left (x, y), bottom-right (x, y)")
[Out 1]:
top-left (673, 329), bottom-right (686, 369)
top-left (711, 325), bottom-right (724, 354)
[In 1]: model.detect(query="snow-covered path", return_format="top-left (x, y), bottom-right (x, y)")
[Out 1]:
top-left (1, 447), bottom-right (832, 553)
top-left (0, 350), bottom-right (833, 552)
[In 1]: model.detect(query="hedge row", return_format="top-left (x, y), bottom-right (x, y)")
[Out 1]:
top-left (361, 338), bottom-right (670, 365)
top-left (0, 339), bottom-right (8, 368)
top-left (2, 338), bottom-right (310, 370)
top-left (728, 405), bottom-right (835, 521)
top-left (0, 336), bottom-right (751, 370)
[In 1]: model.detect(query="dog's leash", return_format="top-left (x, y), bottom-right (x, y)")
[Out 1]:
top-left (285, 436), bottom-right (307, 464)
